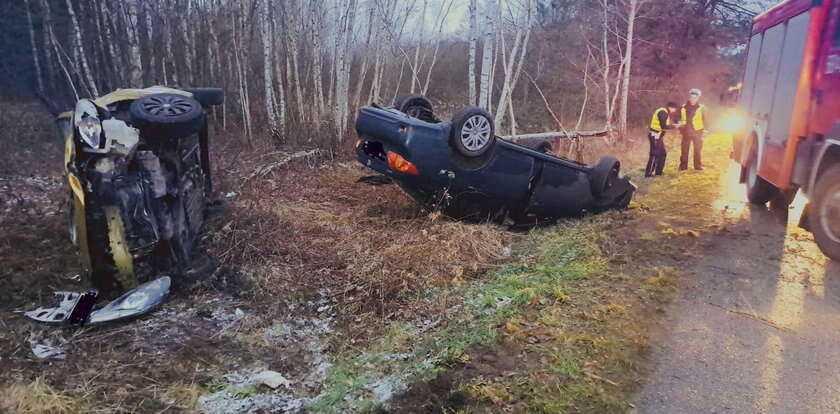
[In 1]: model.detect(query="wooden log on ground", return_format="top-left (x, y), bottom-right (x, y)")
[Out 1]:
top-left (501, 130), bottom-right (609, 141)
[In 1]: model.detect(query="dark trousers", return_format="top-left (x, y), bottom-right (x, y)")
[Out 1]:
top-left (680, 130), bottom-right (703, 170)
top-left (645, 130), bottom-right (666, 177)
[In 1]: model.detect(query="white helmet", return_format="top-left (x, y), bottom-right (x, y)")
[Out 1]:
top-left (689, 88), bottom-right (702, 97)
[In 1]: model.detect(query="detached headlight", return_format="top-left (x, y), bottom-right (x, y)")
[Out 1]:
top-left (74, 99), bottom-right (103, 149)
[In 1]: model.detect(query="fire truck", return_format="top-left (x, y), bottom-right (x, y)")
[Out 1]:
top-left (732, 0), bottom-right (840, 260)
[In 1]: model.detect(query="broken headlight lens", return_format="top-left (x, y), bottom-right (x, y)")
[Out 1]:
top-left (74, 99), bottom-right (103, 149)
top-left (77, 116), bottom-right (102, 149)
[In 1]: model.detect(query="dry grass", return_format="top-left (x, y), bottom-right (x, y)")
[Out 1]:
top-left (207, 158), bottom-right (515, 337)
top-left (0, 378), bottom-right (89, 414)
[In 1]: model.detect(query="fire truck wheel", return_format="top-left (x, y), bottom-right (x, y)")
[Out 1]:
top-left (745, 150), bottom-right (779, 204)
top-left (808, 164), bottom-right (840, 261)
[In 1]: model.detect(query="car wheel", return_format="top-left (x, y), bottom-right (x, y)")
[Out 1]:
top-left (130, 93), bottom-right (205, 139)
top-left (450, 107), bottom-right (495, 157)
top-left (808, 164), bottom-right (840, 261)
top-left (394, 94), bottom-right (433, 119)
top-left (181, 88), bottom-right (224, 106)
top-left (590, 156), bottom-right (620, 197)
top-left (746, 148), bottom-right (779, 205)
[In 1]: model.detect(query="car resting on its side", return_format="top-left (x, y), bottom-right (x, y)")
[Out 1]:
top-left (24, 86), bottom-right (224, 327)
top-left (355, 95), bottom-right (636, 225)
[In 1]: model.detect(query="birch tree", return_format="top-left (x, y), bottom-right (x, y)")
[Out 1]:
top-left (468, 0), bottom-right (478, 106)
top-left (495, 0), bottom-right (535, 132)
top-left (261, 0), bottom-right (278, 135)
top-left (616, 0), bottom-right (647, 140)
top-left (145, 2), bottom-right (156, 84)
top-left (24, 0), bottom-right (44, 95)
top-left (310, 4), bottom-right (326, 118)
top-left (65, 0), bottom-right (99, 96)
top-left (100, 1), bottom-right (122, 87)
top-left (478, 0), bottom-right (496, 110)
top-left (335, 0), bottom-right (358, 136)
top-left (123, 0), bottom-right (144, 88)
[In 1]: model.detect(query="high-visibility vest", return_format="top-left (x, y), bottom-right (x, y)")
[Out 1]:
top-left (680, 104), bottom-right (705, 131)
top-left (650, 107), bottom-right (670, 132)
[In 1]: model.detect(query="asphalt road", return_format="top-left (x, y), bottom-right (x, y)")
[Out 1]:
top-left (635, 162), bottom-right (840, 414)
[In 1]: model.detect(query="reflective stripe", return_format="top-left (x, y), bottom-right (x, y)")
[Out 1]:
top-left (680, 104), bottom-right (705, 131)
top-left (650, 107), bottom-right (669, 131)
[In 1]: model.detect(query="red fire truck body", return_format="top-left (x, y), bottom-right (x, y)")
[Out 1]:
top-left (733, 0), bottom-right (840, 259)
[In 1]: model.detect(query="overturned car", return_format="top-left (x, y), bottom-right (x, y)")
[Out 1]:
top-left (355, 96), bottom-right (635, 224)
top-left (47, 87), bottom-right (222, 324)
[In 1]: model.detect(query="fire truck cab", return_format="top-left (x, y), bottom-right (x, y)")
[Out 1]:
top-left (733, 0), bottom-right (840, 260)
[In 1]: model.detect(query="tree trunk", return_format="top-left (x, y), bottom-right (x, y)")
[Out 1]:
top-left (66, 0), bottom-right (99, 96)
top-left (335, 0), bottom-right (357, 136)
top-left (261, 0), bottom-right (278, 134)
top-left (478, 0), bottom-right (495, 110)
top-left (410, 0), bottom-right (427, 93)
top-left (468, 0), bottom-right (477, 106)
top-left (617, 0), bottom-right (640, 141)
top-left (495, 0), bottom-right (533, 132)
top-left (180, 0), bottom-right (195, 85)
top-left (145, 2), bottom-right (156, 84)
top-left (24, 0), bottom-right (44, 95)
top-left (163, 1), bottom-right (177, 85)
top-left (310, 5), bottom-right (325, 120)
top-left (40, 0), bottom-right (56, 92)
top-left (100, 1), bottom-right (122, 87)
top-left (123, 0), bottom-right (144, 89)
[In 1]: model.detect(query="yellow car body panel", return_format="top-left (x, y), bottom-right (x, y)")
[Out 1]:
top-left (104, 206), bottom-right (137, 291)
top-left (93, 86), bottom-right (192, 107)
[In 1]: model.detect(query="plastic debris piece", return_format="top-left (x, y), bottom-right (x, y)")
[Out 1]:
top-left (29, 339), bottom-right (66, 360)
top-left (24, 292), bottom-right (82, 324)
top-left (252, 370), bottom-right (293, 389)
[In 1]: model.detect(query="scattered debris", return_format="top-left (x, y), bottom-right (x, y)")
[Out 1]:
top-left (29, 338), bottom-right (66, 360)
top-left (23, 276), bottom-right (171, 326)
top-left (208, 307), bottom-right (246, 330)
top-left (225, 191), bottom-right (238, 198)
top-left (251, 370), bottom-right (293, 390)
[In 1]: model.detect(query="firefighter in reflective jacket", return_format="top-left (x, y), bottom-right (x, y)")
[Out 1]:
top-left (679, 88), bottom-right (708, 170)
top-left (646, 102), bottom-right (681, 177)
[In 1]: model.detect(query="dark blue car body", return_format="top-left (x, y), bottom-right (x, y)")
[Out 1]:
top-left (355, 105), bottom-right (635, 223)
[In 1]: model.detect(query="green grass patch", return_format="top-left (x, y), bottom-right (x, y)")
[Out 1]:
top-left (309, 216), bottom-right (612, 412)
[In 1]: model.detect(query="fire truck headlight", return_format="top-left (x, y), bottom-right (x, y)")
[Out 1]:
top-left (720, 111), bottom-right (747, 134)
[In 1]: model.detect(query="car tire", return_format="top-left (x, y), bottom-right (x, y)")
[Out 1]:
top-left (745, 151), bottom-right (779, 205)
top-left (526, 138), bottom-right (553, 154)
top-left (394, 94), bottom-right (433, 118)
top-left (181, 88), bottom-right (224, 106)
top-left (130, 93), bottom-right (205, 139)
top-left (450, 107), bottom-right (495, 157)
top-left (808, 164), bottom-right (840, 261)
top-left (590, 156), bottom-right (620, 197)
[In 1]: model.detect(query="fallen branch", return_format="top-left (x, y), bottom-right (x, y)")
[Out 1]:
top-left (501, 130), bottom-right (609, 141)
top-left (242, 149), bottom-right (323, 182)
